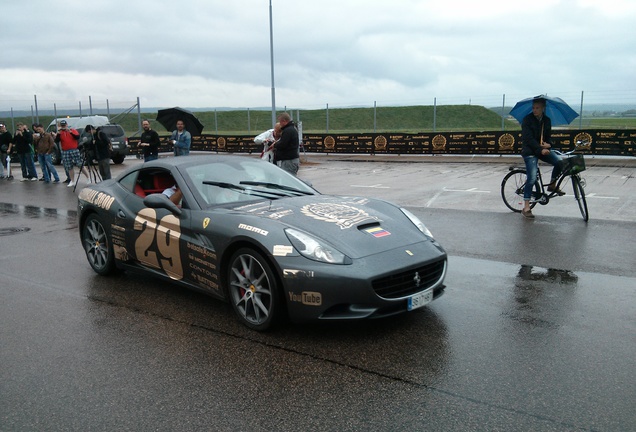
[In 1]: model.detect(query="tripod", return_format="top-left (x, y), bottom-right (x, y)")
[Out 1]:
top-left (73, 147), bottom-right (102, 192)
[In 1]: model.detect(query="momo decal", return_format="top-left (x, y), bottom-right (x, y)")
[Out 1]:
top-left (300, 203), bottom-right (378, 229)
top-left (238, 223), bottom-right (269, 236)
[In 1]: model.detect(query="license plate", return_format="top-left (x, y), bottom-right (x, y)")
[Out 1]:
top-left (408, 289), bottom-right (433, 311)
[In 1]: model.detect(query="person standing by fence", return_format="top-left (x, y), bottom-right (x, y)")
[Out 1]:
top-left (34, 124), bottom-right (60, 183)
top-left (171, 120), bottom-right (191, 156)
top-left (274, 113), bottom-right (300, 175)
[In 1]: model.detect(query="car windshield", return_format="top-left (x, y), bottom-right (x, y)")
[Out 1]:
top-left (100, 125), bottom-right (124, 138)
top-left (183, 158), bottom-right (317, 207)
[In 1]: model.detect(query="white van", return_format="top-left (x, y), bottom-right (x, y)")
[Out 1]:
top-left (46, 115), bottom-right (110, 133)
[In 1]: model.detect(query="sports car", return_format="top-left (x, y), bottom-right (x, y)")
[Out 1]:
top-left (78, 155), bottom-right (447, 330)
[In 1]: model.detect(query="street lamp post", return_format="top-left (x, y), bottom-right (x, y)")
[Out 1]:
top-left (269, 0), bottom-right (276, 128)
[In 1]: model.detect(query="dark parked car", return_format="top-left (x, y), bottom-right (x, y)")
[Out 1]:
top-left (78, 155), bottom-right (448, 331)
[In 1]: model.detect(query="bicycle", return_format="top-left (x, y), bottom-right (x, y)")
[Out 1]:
top-left (501, 141), bottom-right (589, 221)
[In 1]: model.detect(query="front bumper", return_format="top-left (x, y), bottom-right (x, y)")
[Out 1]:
top-left (277, 239), bottom-right (447, 323)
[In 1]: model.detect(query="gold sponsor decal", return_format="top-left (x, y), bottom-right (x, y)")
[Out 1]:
top-left (301, 203), bottom-right (378, 229)
top-left (374, 135), bottom-right (387, 151)
top-left (79, 189), bottom-right (115, 211)
top-left (432, 135), bottom-right (447, 150)
top-left (498, 133), bottom-right (515, 151)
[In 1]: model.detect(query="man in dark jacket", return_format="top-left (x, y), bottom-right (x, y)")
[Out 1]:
top-left (10, 123), bottom-right (38, 181)
top-left (87, 125), bottom-right (112, 180)
top-left (0, 123), bottom-right (12, 179)
top-left (520, 98), bottom-right (563, 218)
top-left (139, 120), bottom-right (161, 162)
top-left (274, 113), bottom-right (300, 176)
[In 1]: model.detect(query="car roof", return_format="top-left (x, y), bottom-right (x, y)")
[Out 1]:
top-left (47, 115), bottom-right (110, 130)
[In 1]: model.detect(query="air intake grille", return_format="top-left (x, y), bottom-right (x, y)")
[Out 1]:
top-left (372, 259), bottom-right (446, 299)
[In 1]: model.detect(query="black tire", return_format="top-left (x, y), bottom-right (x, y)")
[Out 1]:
top-left (227, 248), bottom-right (280, 331)
top-left (111, 154), bottom-right (125, 164)
top-left (501, 169), bottom-right (539, 213)
top-left (82, 213), bottom-right (116, 275)
top-left (572, 176), bottom-right (589, 222)
top-left (51, 148), bottom-right (61, 165)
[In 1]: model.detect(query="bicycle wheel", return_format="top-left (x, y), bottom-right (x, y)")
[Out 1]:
top-left (571, 175), bottom-right (589, 221)
top-left (501, 169), bottom-right (540, 213)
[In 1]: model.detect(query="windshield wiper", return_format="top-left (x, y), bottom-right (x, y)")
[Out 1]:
top-left (202, 181), bottom-right (283, 199)
top-left (239, 181), bottom-right (314, 196)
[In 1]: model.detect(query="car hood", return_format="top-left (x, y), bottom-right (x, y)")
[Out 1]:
top-left (231, 195), bottom-right (436, 259)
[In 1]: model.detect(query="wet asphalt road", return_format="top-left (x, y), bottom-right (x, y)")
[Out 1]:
top-left (1, 155), bottom-right (635, 431)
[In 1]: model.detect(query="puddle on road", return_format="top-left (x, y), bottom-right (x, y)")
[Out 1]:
top-left (1, 202), bottom-right (78, 219)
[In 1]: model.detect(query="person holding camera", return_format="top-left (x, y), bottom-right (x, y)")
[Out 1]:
top-left (55, 119), bottom-right (88, 187)
top-left (86, 125), bottom-right (112, 180)
top-left (10, 123), bottom-right (38, 181)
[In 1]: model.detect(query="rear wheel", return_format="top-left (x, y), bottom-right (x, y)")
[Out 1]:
top-left (227, 248), bottom-right (280, 331)
top-left (51, 148), bottom-right (61, 165)
top-left (82, 214), bottom-right (115, 275)
top-left (571, 175), bottom-right (589, 221)
top-left (501, 169), bottom-right (539, 213)
top-left (111, 154), bottom-right (125, 164)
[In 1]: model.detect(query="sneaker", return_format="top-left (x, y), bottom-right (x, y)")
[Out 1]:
top-left (39, 177), bottom-right (45, 181)
top-left (21, 178), bottom-right (28, 182)
top-left (64, 178), bottom-right (71, 184)
top-left (30, 177), bottom-right (38, 181)
top-left (522, 209), bottom-right (535, 219)
top-left (53, 179), bottom-right (60, 184)
top-left (67, 181), bottom-right (76, 188)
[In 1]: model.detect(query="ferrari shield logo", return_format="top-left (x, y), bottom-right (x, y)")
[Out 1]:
top-left (203, 217), bottom-right (210, 229)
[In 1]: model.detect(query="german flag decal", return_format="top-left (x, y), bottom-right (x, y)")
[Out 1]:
top-left (364, 227), bottom-right (391, 238)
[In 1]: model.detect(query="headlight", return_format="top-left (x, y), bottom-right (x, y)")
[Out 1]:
top-left (400, 208), bottom-right (434, 239)
top-left (285, 228), bottom-right (349, 264)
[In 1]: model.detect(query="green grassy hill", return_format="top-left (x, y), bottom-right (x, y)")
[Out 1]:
top-left (5, 105), bottom-right (635, 136)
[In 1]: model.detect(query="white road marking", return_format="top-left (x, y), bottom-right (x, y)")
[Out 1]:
top-left (350, 184), bottom-right (390, 189)
top-left (585, 193), bottom-right (619, 200)
top-left (443, 187), bottom-right (491, 193)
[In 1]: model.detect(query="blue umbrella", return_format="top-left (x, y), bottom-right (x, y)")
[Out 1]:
top-left (509, 94), bottom-right (579, 126)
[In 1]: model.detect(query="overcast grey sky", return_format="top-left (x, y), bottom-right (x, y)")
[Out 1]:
top-left (1, 0), bottom-right (635, 111)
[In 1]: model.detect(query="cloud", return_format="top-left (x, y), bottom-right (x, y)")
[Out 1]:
top-left (0, 0), bottom-right (634, 111)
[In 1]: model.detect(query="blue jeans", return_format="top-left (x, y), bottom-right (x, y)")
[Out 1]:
top-left (174, 147), bottom-right (190, 156)
top-left (523, 151), bottom-right (563, 200)
top-left (38, 153), bottom-right (60, 182)
top-left (18, 153), bottom-right (38, 179)
top-left (144, 154), bottom-right (158, 162)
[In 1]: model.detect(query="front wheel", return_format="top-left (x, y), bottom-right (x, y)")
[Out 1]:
top-left (82, 213), bottom-right (116, 275)
top-left (501, 169), bottom-right (539, 213)
top-left (571, 176), bottom-right (589, 222)
top-left (227, 248), bottom-right (281, 331)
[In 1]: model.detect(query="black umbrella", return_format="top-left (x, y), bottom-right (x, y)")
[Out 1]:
top-left (156, 107), bottom-right (204, 135)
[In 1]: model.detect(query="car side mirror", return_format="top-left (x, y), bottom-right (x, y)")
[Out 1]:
top-left (143, 193), bottom-right (182, 216)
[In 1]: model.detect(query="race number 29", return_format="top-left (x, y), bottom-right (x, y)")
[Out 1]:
top-left (134, 208), bottom-right (183, 280)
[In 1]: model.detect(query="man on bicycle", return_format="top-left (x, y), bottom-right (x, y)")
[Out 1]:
top-left (520, 97), bottom-right (563, 219)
